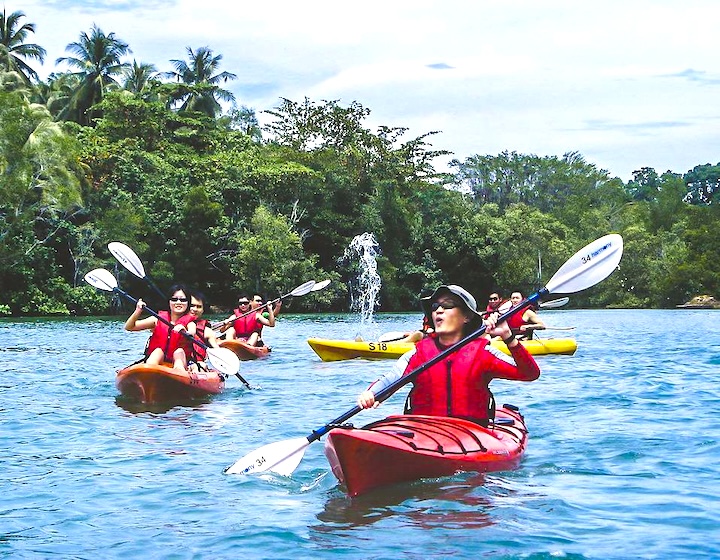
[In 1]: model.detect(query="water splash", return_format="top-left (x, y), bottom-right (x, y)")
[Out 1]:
top-left (342, 233), bottom-right (381, 325)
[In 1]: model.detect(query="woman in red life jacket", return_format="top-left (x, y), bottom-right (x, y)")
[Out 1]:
top-left (507, 291), bottom-right (545, 340)
top-left (357, 284), bottom-right (540, 424)
top-left (187, 291), bottom-right (220, 370)
top-left (226, 293), bottom-right (276, 347)
top-left (124, 284), bottom-right (195, 372)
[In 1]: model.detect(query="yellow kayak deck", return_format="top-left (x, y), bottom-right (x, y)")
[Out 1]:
top-left (307, 337), bottom-right (577, 362)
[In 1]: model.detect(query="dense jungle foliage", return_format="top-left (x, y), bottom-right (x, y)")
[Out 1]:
top-left (2, 9), bottom-right (719, 316)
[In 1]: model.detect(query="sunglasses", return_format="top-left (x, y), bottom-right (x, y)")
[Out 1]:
top-left (238, 301), bottom-right (250, 305)
top-left (169, 297), bottom-right (188, 302)
top-left (430, 300), bottom-right (459, 311)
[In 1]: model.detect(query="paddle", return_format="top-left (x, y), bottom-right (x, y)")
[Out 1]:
top-left (540, 297), bottom-right (569, 309)
top-left (211, 280), bottom-right (318, 330)
top-left (543, 326), bottom-right (576, 331)
top-left (311, 279), bottom-right (331, 292)
top-left (83, 268), bottom-right (249, 388)
top-left (377, 331), bottom-right (411, 343)
top-left (225, 233), bottom-right (624, 476)
top-left (108, 242), bottom-right (166, 300)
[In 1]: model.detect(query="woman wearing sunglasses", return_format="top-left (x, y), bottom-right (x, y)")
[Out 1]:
top-left (124, 284), bottom-right (195, 372)
top-left (357, 284), bottom-right (540, 424)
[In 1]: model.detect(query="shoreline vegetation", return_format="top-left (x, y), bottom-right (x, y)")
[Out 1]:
top-left (1, 10), bottom-right (720, 317)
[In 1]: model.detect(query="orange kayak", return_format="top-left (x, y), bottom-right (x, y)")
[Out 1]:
top-left (324, 406), bottom-right (528, 497)
top-left (116, 363), bottom-right (225, 403)
top-left (220, 339), bottom-right (271, 361)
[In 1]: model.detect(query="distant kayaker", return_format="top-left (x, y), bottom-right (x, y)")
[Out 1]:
top-left (250, 292), bottom-right (278, 346)
top-left (124, 284), bottom-right (195, 372)
top-left (507, 291), bottom-right (545, 340)
top-left (357, 284), bottom-right (540, 424)
top-left (187, 291), bottom-right (220, 370)
top-left (225, 293), bottom-right (276, 347)
top-left (485, 291), bottom-right (512, 316)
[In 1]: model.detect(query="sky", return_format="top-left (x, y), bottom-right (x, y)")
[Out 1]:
top-left (13, 0), bottom-right (720, 181)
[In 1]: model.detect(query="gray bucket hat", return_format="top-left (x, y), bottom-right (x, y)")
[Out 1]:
top-left (421, 284), bottom-right (484, 322)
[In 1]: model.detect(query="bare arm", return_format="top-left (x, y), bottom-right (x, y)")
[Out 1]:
top-left (124, 299), bottom-right (157, 331)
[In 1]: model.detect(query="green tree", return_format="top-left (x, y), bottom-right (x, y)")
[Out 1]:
top-left (683, 163), bottom-right (720, 205)
top-left (55, 25), bottom-right (131, 125)
top-left (224, 205), bottom-right (321, 297)
top-left (163, 46), bottom-right (236, 117)
top-left (0, 75), bottom-right (86, 313)
top-left (0, 8), bottom-right (45, 83)
top-left (122, 59), bottom-right (158, 94)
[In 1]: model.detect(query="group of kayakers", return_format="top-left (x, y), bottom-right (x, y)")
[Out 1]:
top-left (122, 278), bottom-right (542, 429)
top-left (124, 287), bottom-right (277, 373)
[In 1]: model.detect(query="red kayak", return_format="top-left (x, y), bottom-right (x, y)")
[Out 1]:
top-left (324, 406), bottom-right (528, 497)
top-left (220, 339), bottom-right (271, 361)
top-left (116, 363), bottom-right (225, 404)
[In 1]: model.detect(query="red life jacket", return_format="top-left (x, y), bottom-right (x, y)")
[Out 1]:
top-left (192, 318), bottom-right (209, 360)
top-left (404, 335), bottom-right (540, 422)
top-left (146, 311), bottom-right (194, 359)
top-left (232, 309), bottom-right (259, 338)
top-left (507, 304), bottom-right (531, 330)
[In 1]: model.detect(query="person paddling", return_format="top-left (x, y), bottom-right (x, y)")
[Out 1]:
top-left (187, 291), bottom-right (220, 371)
top-left (225, 293), bottom-right (276, 347)
top-left (357, 284), bottom-right (540, 424)
top-left (124, 284), bottom-right (195, 372)
top-left (507, 291), bottom-right (545, 340)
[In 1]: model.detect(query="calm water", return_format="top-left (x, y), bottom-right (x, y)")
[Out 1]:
top-left (1, 309), bottom-right (719, 559)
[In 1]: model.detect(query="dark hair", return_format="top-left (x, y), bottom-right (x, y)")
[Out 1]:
top-left (166, 284), bottom-right (189, 312)
top-left (191, 290), bottom-right (207, 304)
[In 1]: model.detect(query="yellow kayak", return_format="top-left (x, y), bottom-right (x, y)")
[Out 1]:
top-left (307, 337), bottom-right (577, 362)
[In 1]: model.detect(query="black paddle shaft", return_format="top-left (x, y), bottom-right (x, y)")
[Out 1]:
top-left (306, 288), bottom-right (548, 444)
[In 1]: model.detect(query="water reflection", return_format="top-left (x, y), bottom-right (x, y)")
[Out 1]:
top-left (314, 473), bottom-right (499, 530)
top-left (114, 395), bottom-right (213, 415)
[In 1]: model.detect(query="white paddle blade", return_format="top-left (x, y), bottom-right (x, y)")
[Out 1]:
top-left (311, 279), bottom-right (331, 292)
top-left (225, 437), bottom-right (310, 476)
top-left (206, 347), bottom-right (240, 376)
top-left (378, 331), bottom-right (409, 343)
top-left (540, 297), bottom-right (569, 309)
top-left (546, 234), bottom-right (623, 295)
top-left (83, 269), bottom-right (118, 291)
top-left (108, 242), bottom-right (146, 279)
top-left (290, 280), bottom-right (316, 297)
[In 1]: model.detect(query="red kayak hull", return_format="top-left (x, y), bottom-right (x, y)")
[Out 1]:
top-left (220, 339), bottom-right (271, 361)
top-left (116, 363), bottom-right (225, 404)
top-left (324, 407), bottom-right (528, 497)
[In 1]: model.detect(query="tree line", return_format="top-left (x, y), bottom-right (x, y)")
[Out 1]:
top-left (1, 8), bottom-right (719, 317)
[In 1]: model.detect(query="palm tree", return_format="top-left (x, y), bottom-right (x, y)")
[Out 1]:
top-left (0, 8), bottom-right (46, 83)
top-left (123, 59), bottom-right (158, 94)
top-left (55, 25), bottom-right (131, 125)
top-left (164, 46), bottom-right (236, 117)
